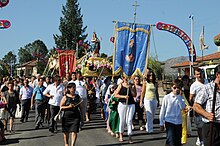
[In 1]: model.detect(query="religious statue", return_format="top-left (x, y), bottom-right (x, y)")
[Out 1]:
top-left (91, 32), bottom-right (100, 57)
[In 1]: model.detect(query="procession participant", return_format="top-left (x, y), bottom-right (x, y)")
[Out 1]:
top-left (193, 64), bottom-right (220, 146)
top-left (181, 75), bottom-right (192, 138)
top-left (19, 79), bottom-right (33, 123)
top-left (43, 76), bottom-right (52, 124)
top-left (189, 68), bottom-right (205, 146)
top-left (29, 76), bottom-right (36, 89)
top-left (108, 84), bottom-right (120, 138)
top-left (159, 79), bottom-right (186, 146)
top-left (104, 83), bottom-right (115, 134)
top-left (43, 75), bottom-right (65, 133)
top-left (3, 81), bottom-right (20, 133)
top-left (140, 69), bottom-right (159, 133)
top-left (60, 82), bottom-right (82, 146)
top-left (100, 77), bottom-right (111, 119)
top-left (86, 78), bottom-right (96, 121)
top-left (114, 76), bottom-right (136, 143)
top-left (31, 77), bottom-right (46, 130)
top-left (133, 75), bottom-right (144, 131)
top-left (69, 71), bottom-right (87, 127)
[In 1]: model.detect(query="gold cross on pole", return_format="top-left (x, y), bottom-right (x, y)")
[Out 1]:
top-left (132, 0), bottom-right (139, 24)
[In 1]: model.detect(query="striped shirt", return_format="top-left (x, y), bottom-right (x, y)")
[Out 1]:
top-left (194, 82), bottom-right (220, 123)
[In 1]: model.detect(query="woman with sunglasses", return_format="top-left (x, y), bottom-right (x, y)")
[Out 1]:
top-left (140, 69), bottom-right (159, 133)
top-left (159, 79), bottom-right (186, 146)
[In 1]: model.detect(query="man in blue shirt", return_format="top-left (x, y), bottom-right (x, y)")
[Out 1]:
top-left (31, 77), bottom-right (46, 129)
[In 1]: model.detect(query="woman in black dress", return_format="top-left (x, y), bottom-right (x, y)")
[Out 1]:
top-left (60, 83), bottom-right (82, 146)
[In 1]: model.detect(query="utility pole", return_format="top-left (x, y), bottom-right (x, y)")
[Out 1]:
top-left (189, 15), bottom-right (194, 79)
top-left (132, 0), bottom-right (139, 24)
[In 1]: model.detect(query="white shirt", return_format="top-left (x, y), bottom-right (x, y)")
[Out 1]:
top-left (190, 80), bottom-right (204, 95)
top-left (159, 92), bottom-right (186, 126)
top-left (69, 80), bottom-right (87, 99)
top-left (43, 83), bottom-right (65, 106)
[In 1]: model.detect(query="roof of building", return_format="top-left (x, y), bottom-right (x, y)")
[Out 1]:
top-left (17, 60), bottom-right (39, 67)
top-left (171, 51), bottom-right (220, 68)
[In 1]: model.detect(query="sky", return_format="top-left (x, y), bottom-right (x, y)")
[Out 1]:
top-left (0, 0), bottom-right (219, 62)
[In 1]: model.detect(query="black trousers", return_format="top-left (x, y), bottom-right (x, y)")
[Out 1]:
top-left (202, 122), bottom-right (220, 146)
top-left (49, 105), bottom-right (60, 130)
top-left (21, 98), bottom-right (31, 121)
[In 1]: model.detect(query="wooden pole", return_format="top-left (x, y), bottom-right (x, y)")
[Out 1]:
top-left (209, 83), bottom-right (217, 146)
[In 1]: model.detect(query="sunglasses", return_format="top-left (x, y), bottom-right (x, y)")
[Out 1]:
top-left (173, 86), bottom-right (180, 90)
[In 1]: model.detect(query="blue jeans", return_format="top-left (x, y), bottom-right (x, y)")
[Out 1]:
top-left (165, 122), bottom-right (182, 146)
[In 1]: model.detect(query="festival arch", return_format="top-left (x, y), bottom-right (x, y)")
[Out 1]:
top-left (156, 22), bottom-right (196, 62)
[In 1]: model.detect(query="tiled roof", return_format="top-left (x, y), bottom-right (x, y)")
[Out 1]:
top-left (17, 60), bottom-right (38, 67)
top-left (171, 52), bottom-right (220, 68)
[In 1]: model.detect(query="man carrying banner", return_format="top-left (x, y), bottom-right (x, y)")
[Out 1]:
top-left (193, 64), bottom-right (220, 146)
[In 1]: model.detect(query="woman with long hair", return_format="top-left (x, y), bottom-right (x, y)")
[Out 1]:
top-left (140, 69), bottom-right (159, 133)
top-left (60, 83), bottom-right (82, 146)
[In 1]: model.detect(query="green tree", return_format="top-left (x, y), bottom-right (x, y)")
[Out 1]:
top-left (2, 51), bottom-right (17, 76)
top-left (0, 60), bottom-right (10, 77)
top-left (2, 51), bottom-right (16, 65)
top-left (18, 40), bottom-right (48, 64)
top-left (148, 57), bottom-right (164, 80)
top-left (54, 0), bottom-right (87, 58)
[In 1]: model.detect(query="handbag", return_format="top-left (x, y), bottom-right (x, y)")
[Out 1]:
top-left (54, 109), bottom-right (63, 123)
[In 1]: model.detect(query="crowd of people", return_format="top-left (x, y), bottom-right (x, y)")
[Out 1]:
top-left (0, 64), bottom-right (219, 146)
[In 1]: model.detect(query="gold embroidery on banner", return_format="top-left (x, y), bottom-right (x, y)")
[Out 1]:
top-left (116, 27), bottom-right (149, 34)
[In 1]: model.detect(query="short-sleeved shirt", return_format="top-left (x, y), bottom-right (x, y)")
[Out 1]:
top-left (70, 80), bottom-right (87, 99)
top-left (33, 86), bottom-right (46, 100)
top-left (43, 83), bottom-right (65, 106)
top-left (194, 82), bottom-right (220, 123)
top-left (19, 86), bottom-right (33, 100)
top-left (190, 80), bottom-right (204, 95)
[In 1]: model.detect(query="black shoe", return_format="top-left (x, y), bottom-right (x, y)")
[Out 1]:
top-left (35, 126), bottom-right (39, 130)
top-left (49, 127), bottom-right (54, 133)
top-left (2, 137), bottom-right (6, 142)
top-left (40, 123), bottom-right (44, 128)
top-left (20, 119), bottom-right (24, 123)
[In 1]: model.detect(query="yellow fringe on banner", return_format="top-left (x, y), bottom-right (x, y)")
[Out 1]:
top-left (181, 110), bottom-right (187, 144)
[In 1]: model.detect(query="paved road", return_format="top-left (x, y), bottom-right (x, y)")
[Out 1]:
top-left (1, 108), bottom-right (198, 146)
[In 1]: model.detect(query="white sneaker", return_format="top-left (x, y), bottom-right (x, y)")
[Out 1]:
top-left (200, 141), bottom-right (204, 146)
top-left (196, 137), bottom-right (200, 146)
top-left (140, 127), bottom-right (144, 131)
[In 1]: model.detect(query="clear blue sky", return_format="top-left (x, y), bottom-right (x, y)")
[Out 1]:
top-left (0, 0), bottom-right (219, 62)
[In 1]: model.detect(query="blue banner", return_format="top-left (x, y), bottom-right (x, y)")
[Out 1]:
top-left (113, 22), bottom-right (151, 77)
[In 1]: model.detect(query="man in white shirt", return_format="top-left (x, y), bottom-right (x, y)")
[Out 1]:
top-left (43, 75), bottom-right (65, 133)
top-left (70, 72), bottom-right (87, 124)
top-left (160, 79), bottom-right (186, 146)
top-left (189, 68), bottom-right (205, 146)
top-left (19, 79), bottom-right (33, 123)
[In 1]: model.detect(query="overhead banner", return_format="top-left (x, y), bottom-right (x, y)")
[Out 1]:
top-left (113, 21), bottom-right (151, 77)
top-left (0, 20), bottom-right (11, 29)
top-left (0, 0), bottom-right (9, 8)
top-left (156, 22), bottom-right (196, 62)
top-left (57, 49), bottom-right (76, 77)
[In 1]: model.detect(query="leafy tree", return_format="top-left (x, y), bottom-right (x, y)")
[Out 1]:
top-left (18, 40), bottom-right (48, 64)
top-left (0, 59), bottom-right (10, 77)
top-left (148, 56), bottom-right (164, 80)
top-left (54, 0), bottom-right (87, 58)
top-left (18, 46), bottom-right (33, 64)
top-left (100, 53), bottom-right (108, 58)
top-left (2, 51), bottom-right (17, 76)
top-left (2, 51), bottom-right (16, 65)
